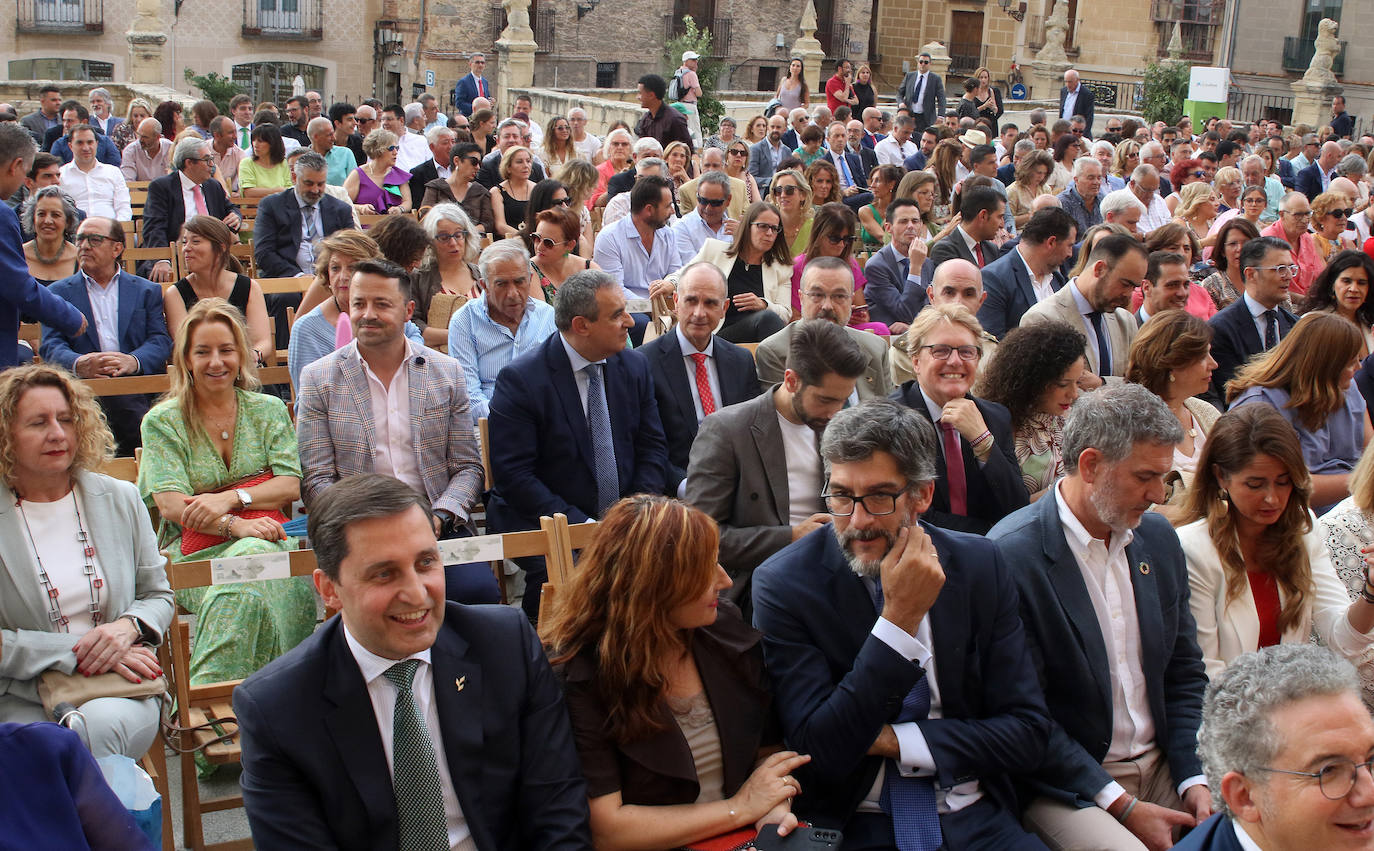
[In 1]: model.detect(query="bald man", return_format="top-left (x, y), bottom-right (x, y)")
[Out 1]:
top-left (891, 259), bottom-right (998, 385)
top-left (120, 117), bottom-right (172, 180)
top-left (1296, 140), bottom-right (1343, 200)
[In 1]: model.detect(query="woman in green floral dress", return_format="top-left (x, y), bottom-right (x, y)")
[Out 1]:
top-left (138, 299), bottom-right (315, 689)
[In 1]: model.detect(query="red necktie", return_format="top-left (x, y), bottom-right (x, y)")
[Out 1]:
top-left (477, 77), bottom-right (485, 98)
top-left (192, 184), bottom-right (209, 216)
top-left (691, 352), bottom-right (716, 418)
top-left (941, 422), bottom-right (967, 515)
top-left (974, 243), bottom-right (985, 267)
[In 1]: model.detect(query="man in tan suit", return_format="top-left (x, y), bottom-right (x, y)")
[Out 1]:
top-left (754, 256), bottom-right (893, 400)
top-left (1019, 234), bottom-right (1145, 388)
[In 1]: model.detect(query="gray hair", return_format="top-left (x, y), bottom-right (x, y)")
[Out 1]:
top-left (1101, 188), bottom-right (1146, 217)
top-left (0, 122), bottom-right (38, 172)
top-left (306, 116), bottom-right (333, 138)
top-left (634, 156), bottom-right (665, 176)
top-left (1131, 163), bottom-right (1159, 184)
top-left (293, 150), bottom-right (327, 175)
top-left (1061, 383), bottom-right (1182, 474)
top-left (1014, 139), bottom-right (1035, 156)
top-left (1139, 141), bottom-right (1164, 159)
top-left (1198, 645), bottom-right (1361, 817)
top-left (419, 93), bottom-right (437, 106)
top-left (1239, 154), bottom-right (1265, 172)
top-left (139, 117), bottom-right (164, 137)
top-left (496, 117), bottom-right (525, 135)
top-left (476, 236), bottom-right (528, 279)
top-left (1071, 156), bottom-right (1102, 178)
top-left (697, 170), bottom-right (732, 197)
top-left (171, 137), bottom-right (208, 171)
top-left (554, 269), bottom-right (620, 331)
top-left (424, 125), bottom-right (455, 146)
top-left (820, 399), bottom-right (938, 488)
top-left (1091, 140), bottom-right (1115, 157)
top-left (87, 86), bottom-right (112, 102)
top-left (308, 473), bottom-right (432, 580)
top-left (20, 185), bottom-right (79, 240)
top-left (1337, 153), bottom-right (1368, 177)
top-left (633, 136), bottom-right (664, 157)
top-left (403, 102), bottom-right (424, 124)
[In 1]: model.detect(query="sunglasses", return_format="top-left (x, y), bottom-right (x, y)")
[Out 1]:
top-left (533, 235), bottom-right (566, 250)
top-left (825, 234), bottom-right (858, 246)
top-left (728, 149), bottom-right (748, 156)
top-left (1191, 170), bottom-right (1207, 179)
top-left (386, 145), bottom-right (399, 152)
top-left (75, 233), bottom-right (113, 245)
top-left (698, 197), bottom-right (726, 207)
top-left (1330, 208), bottom-right (1354, 218)
top-left (551, 197), bottom-right (571, 206)
top-left (462, 156), bottom-right (480, 167)
top-left (774, 185), bottom-right (801, 196)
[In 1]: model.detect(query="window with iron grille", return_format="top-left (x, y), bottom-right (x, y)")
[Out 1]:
top-left (8, 58), bottom-right (113, 80)
top-left (596, 62), bottom-right (620, 89)
top-left (231, 61), bottom-right (326, 106)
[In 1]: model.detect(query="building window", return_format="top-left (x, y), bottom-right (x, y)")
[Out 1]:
top-left (596, 62), bottom-right (619, 89)
top-left (8, 58), bottom-right (113, 81)
top-left (757, 66), bottom-right (777, 94)
top-left (231, 61), bottom-right (326, 106)
top-left (1302, 0), bottom-right (1341, 38)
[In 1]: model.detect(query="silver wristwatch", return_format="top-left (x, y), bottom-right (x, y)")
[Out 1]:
top-left (236, 488), bottom-right (253, 509)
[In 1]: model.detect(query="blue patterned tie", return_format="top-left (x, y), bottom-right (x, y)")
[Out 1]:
top-left (1087, 310), bottom-right (1111, 375)
top-left (585, 363), bottom-right (619, 514)
top-left (871, 581), bottom-right (943, 851)
top-left (381, 660), bottom-right (448, 850)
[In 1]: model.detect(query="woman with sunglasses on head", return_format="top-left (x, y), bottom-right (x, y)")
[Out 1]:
top-left (672, 201), bottom-right (792, 343)
top-left (1301, 250), bottom-right (1374, 358)
top-left (768, 169), bottom-right (814, 258)
top-left (722, 141), bottom-right (761, 206)
top-left (540, 116), bottom-right (577, 169)
top-left (788, 203), bottom-right (886, 333)
top-left (1312, 191), bottom-right (1360, 267)
top-left (530, 207), bottom-right (598, 304)
top-left (421, 142), bottom-right (495, 236)
top-left (345, 128), bottom-right (412, 215)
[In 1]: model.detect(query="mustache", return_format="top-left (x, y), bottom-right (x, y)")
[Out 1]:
top-left (836, 527), bottom-right (895, 546)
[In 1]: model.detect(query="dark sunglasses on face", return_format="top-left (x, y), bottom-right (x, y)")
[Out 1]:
top-left (1191, 171), bottom-right (1206, 179)
top-left (775, 185), bottom-right (800, 196)
top-left (1330, 208), bottom-right (1354, 218)
top-left (728, 149), bottom-right (748, 156)
top-left (825, 234), bottom-right (857, 246)
top-left (698, 197), bottom-right (727, 207)
top-left (551, 196), bottom-right (571, 206)
top-left (462, 156), bottom-right (480, 166)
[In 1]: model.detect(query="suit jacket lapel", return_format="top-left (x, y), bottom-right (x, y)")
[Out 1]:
top-left (750, 393), bottom-right (790, 523)
top-left (1124, 534), bottom-right (1165, 695)
top-left (1038, 495), bottom-right (1112, 714)
top-left (431, 620), bottom-right (490, 847)
top-left (338, 346), bottom-right (378, 460)
top-left (321, 622), bottom-right (397, 840)
top-left (76, 473), bottom-right (132, 614)
top-left (114, 272), bottom-right (137, 346)
top-left (65, 276), bottom-right (101, 351)
top-left (655, 339), bottom-right (696, 427)
top-left (547, 337), bottom-right (592, 472)
top-left (904, 387), bottom-right (950, 508)
top-left (925, 525), bottom-right (967, 713)
top-left (1012, 253), bottom-right (1037, 312)
top-left (0, 483), bottom-right (54, 627)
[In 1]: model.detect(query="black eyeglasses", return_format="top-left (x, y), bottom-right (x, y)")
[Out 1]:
top-left (75, 233), bottom-right (113, 245)
top-left (698, 197), bottom-right (727, 207)
top-left (920, 343), bottom-right (980, 361)
top-left (1258, 757), bottom-right (1374, 800)
top-left (753, 222), bottom-right (782, 233)
top-left (1330, 208), bottom-right (1354, 218)
top-left (825, 234), bottom-right (857, 246)
top-left (433, 232), bottom-right (465, 244)
top-left (821, 491), bottom-right (905, 516)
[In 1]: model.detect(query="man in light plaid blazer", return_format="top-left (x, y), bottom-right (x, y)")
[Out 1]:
top-left (296, 258), bottom-right (492, 602)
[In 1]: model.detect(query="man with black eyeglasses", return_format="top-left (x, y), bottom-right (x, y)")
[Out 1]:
top-left (752, 397), bottom-right (1050, 849)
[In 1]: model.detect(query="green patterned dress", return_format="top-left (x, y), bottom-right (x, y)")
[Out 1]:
top-left (137, 388), bottom-right (316, 688)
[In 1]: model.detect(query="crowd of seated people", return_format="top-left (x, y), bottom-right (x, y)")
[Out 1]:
top-left (9, 79), bottom-right (1374, 851)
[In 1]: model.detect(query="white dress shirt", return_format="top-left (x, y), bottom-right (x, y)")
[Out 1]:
top-left (360, 340), bottom-right (424, 496)
top-left (398, 132), bottom-right (433, 173)
top-left (874, 136), bottom-right (918, 167)
top-left (1232, 820), bottom-right (1265, 851)
top-left (60, 161), bottom-right (131, 220)
top-left (559, 334), bottom-right (600, 415)
top-left (675, 325), bottom-right (721, 422)
top-left (1244, 291), bottom-right (1280, 347)
top-left (342, 625), bottom-right (477, 851)
top-left (1062, 86), bottom-right (1080, 121)
top-left (1016, 246), bottom-right (1057, 303)
top-left (83, 269), bottom-right (120, 355)
top-left (1068, 279), bottom-right (1112, 371)
top-left (179, 171), bottom-right (207, 221)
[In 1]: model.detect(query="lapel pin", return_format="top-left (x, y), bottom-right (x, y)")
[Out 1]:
top-left (1139, 562), bottom-right (1151, 575)
top-left (455, 676), bottom-right (466, 692)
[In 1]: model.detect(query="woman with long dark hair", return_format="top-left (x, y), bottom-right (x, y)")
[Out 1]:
top-left (1301, 249), bottom-right (1374, 357)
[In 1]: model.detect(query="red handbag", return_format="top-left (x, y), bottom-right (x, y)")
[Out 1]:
top-left (179, 470), bottom-right (288, 556)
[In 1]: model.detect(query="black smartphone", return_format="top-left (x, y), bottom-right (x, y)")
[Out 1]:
top-left (751, 824), bottom-right (843, 850)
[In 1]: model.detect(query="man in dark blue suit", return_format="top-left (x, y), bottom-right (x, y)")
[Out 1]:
top-left (825, 122), bottom-right (873, 212)
top-left (452, 53), bottom-right (493, 117)
top-left (234, 474), bottom-right (591, 850)
top-left (139, 138), bottom-right (240, 282)
top-left (43, 102), bottom-right (121, 166)
top-left (1174, 645), bottom-right (1374, 851)
top-left (40, 217), bottom-right (171, 455)
top-left (753, 399), bottom-right (1051, 849)
top-left (1206, 236), bottom-right (1298, 407)
top-left (252, 152), bottom-right (353, 278)
top-left (988, 384), bottom-right (1211, 849)
top-left (864, 198), bottom-right (932, 334)
top-left (487, 269), bottom-right (668, 619)
top-left (978, 207), bottom-right (1077, 340)
top-left (1295, 140), bottom-right (1342, 201)
top-left (640, 263), bottom-right (759, 495)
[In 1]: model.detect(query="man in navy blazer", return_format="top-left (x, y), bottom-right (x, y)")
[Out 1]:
top-left (640, 264), bottom-right (759, 494)
top-left (864, 198), bottom-right (933, 333)
top-left (1295, 140), bottom-right (1342, 200)
top-left (487, 269), bottom-right (668, 619)
top-left (977, 207), bottom-right (1077, 340)
top-left (748, 114), bottom-right (788, 195)
top-left (452, 53), bottom-right (493, 117)
top-left (40, 217), bottom-right (171, 455)
top-left (139, 138), bottom-right (239, 282)
top-left (988, 384), bottom-right (1211, 849)
top-left (1206, 236), bottom-right (1299, 407)
top-left (234, 474), bottom-right (591, 851)
top-left (1058, 70), bottom-right (1096, 138)
top-left (252, 154), bottom-right (353, 278)
top-left (753, 399), bottom-right (1050, 848)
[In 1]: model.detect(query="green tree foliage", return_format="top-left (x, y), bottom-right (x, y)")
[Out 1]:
top-left (664, 16), bottom-right (724, 131)
top-left (183, 70), bottom-right (244, 114)
top-left (1141, 60), bottom-right (1190, 126)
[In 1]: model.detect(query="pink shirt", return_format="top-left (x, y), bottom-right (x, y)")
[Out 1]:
top-left (1261, 219), bottom-right (1321, 297)
top-left (360, 341), bottom-right (423, 496)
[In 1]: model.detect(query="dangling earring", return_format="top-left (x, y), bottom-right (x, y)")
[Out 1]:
top-left (1217, 488), bottom-right (1230, 517)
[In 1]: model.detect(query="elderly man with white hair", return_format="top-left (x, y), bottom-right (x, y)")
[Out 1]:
top-left (1059, 156), bottom-right (1105, 237)
top-left (1101, 188), bottom-right (1146, 237)
top-left (119, 117), bottom-right (171, 181)
top-left (1130, 163), bottom-right (1172, 234)
top-left (568, 107), bottom-right (601, 162)
top-left (388, 103), bottom-right (433, 172)
top-left (604, 135), bottom-right (664, 202)
top-left (1240, 154), bottom-right (1284, 224)
top-left (86, 87), bottom-right (120, 136)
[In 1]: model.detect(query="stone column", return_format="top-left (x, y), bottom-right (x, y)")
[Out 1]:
top-left (126, 0), bottom-right (167, 86)
top-left (792, 0), bottom-right (825, 99)
top-left (495, 0), bottom-right (537, 112)
top-left (922, 40), bottom-right (951, 79)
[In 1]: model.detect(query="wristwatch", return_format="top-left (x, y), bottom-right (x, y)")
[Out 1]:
top-left (236, 488), bottom-right (253, 509)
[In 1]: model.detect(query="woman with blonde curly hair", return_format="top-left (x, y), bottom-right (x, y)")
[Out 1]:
top-left (1109, 139), bottom-right (1141, 182)
top-left (1173, 182), bottom-right (1219, 249)
top-left (1175, 404), bottom-right (1374, 679)
top-left (0, 364), bottom-right (173, 758)
top-left (1311, 190), bottom-right (1360, 264)
top-left (1008, 149), bottom-right (1054, 229)
top-left (541, 495), bottom-right (807, 849)
top-left (769, 168), bottom-right (814, 257)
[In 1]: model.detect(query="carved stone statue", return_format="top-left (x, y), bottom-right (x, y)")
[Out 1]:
top-left (800, 0), bottom-right (818, 38)
top-left (501, 0), bottom-right (532, 37)
top-left (1303, 17), bottom-right (1340, 86)
top-left (1035, 0), bottom-right (1070, 65)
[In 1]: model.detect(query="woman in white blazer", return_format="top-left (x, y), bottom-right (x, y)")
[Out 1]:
top-left (669, 201), bottom-right (793, 343)
top-left (0, 366), bottom-right (173, 758)
top-left (1174, 404), bottom-right (1374, 680)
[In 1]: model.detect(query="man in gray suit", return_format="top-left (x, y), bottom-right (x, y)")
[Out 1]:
top-left (1020, 233), bottom-right (1145, 388)
top-left (755, 256), bottom-right (893, 400)
top-left (748, 113), bottom-right (788, 196)
top-left (685, 319), bottom-right (867, 607)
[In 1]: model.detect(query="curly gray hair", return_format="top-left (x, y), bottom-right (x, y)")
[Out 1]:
top-left (1061, 382), bottom-right (1182, 474)
top-left (21, 185), bottom-right (79, 241)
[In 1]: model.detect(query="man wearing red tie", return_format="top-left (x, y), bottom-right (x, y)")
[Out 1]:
top-left (454, 54), bottom-right (493, 118)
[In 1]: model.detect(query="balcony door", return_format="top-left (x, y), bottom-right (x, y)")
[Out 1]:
top-left (34, 0), bottom-right (83, 26)
top-left (259, 0), bottom-right (300, 32)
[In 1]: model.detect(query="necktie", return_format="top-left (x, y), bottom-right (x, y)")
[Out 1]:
top-left (240, 127), bottom-right (249, 149)
top-left (940, 422), bottom-right (967, 516)
top-left (914, 74), bottom-right (927, 112)
top-left (381, 661), bottom-right (448, 850)
top-left (1263, 308), bottom-right (1279, 349)
top-left (1087, 310), bottom-right (1111, 375)
top-left (836, 152), bottom-right (854, 188)
top-left (304, 204), bottom-right (320, 241)
top-left (973, 242), bottom-right (985, 267)
top-left (690, 352), bottom-right (715, 419)
top-left (191, 184), bottom-right (209, 216)
top-left (477, 76), bottom-right (485, 98)
top-left (585, 363), bottom-right (619, 514)
top-left (869, 581), bottom-right (942, 851)
top-left (899, 256), bottom-right (911, 282)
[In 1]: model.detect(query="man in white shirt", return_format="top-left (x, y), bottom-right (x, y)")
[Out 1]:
top-left (384, 104), bottom-right (433, 173)
top-left (233, 473), bottom-right (591, 849)
top-left (671, 170), bottom-right (735, 264)
top-left (228, 93), bottom-right (255, 150)
top-left (874, 115), bottom-right (919, 167)
top-left (59, 125), bottom-right (129, 220)
top-left (568, 108), bottom-right (601, 162)
top-left (989, 383), bottom-right (1211, 851)
top-left (1129, 164), bottom-right (1172, 234)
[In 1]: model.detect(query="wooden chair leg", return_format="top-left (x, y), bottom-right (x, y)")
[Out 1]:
top-left (139, 741), bottom-right (175, 851)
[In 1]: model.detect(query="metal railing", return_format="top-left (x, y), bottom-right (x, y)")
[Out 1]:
top-left (1080, 78), bottom-right (1144, 112)
top-left (490, 3), bottom-right (555, 53)
top-left (242, 0), bottom-right (323, 39)
top-left (1154, 20), bottom-right (1219, 62)
top-left (948, 42), bottom-right (986, 76)
top-left (1228, 91), bottom-right (1294, 126)
top-left (1282, 35), bottom-right (1346, 76)
top-left (662, 15), bottom-right (731, 57)
top-left (17, 0), bottom-right (102, 33)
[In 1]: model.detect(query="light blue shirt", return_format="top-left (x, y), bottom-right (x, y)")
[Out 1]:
top-left (671, 209), bottom-right (732, 267)
top-left (446, 295), bottom-right (556, 420)
top-left (592, 214), bottom-right (681, 300)
top-left (287, 303), bottom-right (423, 394)
top-left (321, 144), bottom-right (357, 187)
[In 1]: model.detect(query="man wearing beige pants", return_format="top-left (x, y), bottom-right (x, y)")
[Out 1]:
top-left (989, 384), bottom-right (1213, 850)
top-left (674, 51), bottom-right (703, 148)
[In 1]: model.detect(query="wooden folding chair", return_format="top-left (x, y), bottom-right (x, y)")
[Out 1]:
top-left (737, 341), bottom-right (759, 360)
top-left (229, 243), bottom-right (254, 278)
top-left (122, 246), bottom-right (177, 278)
top-left (99, 456), bottom-right (140, 482)
top-left (160, 548), bottom-right (320, 851)
top-left (252, 277), bottom-right (313, 295)
top-left (540, 513), bottom-right (598, 621)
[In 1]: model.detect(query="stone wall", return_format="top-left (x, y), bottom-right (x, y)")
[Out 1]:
top-left (0, 80), bottom-right (194, 117)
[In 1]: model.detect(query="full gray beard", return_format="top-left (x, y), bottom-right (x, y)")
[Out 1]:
top-left (834, 524), bottom-right (899, 579)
